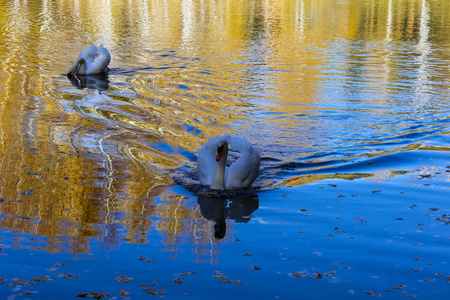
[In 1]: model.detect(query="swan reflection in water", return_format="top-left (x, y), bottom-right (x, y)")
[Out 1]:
top-left (197, 194), bottom-right (259, 239)
top-left (67, 73), bottom-right (110, 91)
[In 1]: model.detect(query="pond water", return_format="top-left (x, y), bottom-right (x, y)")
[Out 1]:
top-left (0, 0), bottom-right (449, 299)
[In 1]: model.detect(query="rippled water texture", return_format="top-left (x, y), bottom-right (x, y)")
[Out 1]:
top-left (0, 0), bottom-right (449, 299)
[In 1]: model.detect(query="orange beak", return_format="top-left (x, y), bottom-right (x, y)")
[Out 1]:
top-left (215, 147), bottom-right (223, 162)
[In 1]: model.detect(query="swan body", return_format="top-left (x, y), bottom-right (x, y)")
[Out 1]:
top-left (67, 44), bottom-right (111, 76)
top-left (197, 135), bottom-right (260, 190)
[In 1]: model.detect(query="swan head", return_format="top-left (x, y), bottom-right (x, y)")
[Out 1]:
top-left (215, 140), bottom-right (228, 162)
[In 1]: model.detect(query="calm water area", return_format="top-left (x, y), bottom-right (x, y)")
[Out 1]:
top-left (0, 0), bottom-right (449, 299)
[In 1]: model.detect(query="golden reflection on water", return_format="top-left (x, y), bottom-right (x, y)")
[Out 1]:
top-left (0, 0), bottom-right (449, 254)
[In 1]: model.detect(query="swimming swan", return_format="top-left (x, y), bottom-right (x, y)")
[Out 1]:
top-left (197, 135), bottom-right (260, 190)
top-left (67, 44), bottom-right (111, 76)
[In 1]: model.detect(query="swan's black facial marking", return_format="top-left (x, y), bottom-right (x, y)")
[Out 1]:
top-left (216, 145), bottom-right (224, 162)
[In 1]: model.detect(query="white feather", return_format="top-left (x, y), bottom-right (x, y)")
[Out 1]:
top-left (67, 44), bottom-right (111, 75)
top-left (197, 135), bottom-right (260, 189)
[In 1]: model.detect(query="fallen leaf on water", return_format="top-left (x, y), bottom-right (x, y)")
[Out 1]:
top-left (212, 272), bottom-right (242, 285)
top-left (247, 265), bottom-right (262, 270)
top-left (55, 263), bottom-right (73, 267)
top-left (117, 289), bottom-right (130, 297)
top-left (146, 289), bottom-right (166, 296)
top-left (411, 268), bottom-right (422, 272)
top-left (138, 256), bottom-right (155, 262)
top-left (364, 290), bottom-right (381, 296)
top-left (311, 270), bottom-right (337, 279)
top-left (354, 217), bottom-right (367, 223)
top-left (291, 272), bottom-right (308, 278)
top-left (172, 277), bottom-right (184, 284)
top-left (76, 292), bottom-right (110, 299)
top-left (57, 273), bottom-right (80, 279)
top-left (114, 276), bottom-right (133, 283)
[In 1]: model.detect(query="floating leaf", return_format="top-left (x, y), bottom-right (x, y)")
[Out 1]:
top-left (172, 277), bottom-right (183, 284)
top-left (291, 272), bottom-right (308, 278)
top-left (114, 276), bottom-right (133, 283)
top-left (117, 289), bottom-right (130, 297)
top-left (76, 292), bottom-right (109, 299)
top-left (55, 263), bottom-right (73, 267)
top-left (354, 217), bottom-right (367, 223)
top-left (247, 265), bottom-right (262, 270)
top-left (138, 256), bottom-right (155, 262)
top-left (57, 273), bottom-right (80, 279)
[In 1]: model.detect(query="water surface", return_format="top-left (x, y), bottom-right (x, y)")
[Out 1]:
top-left (0, 0), bottom-right (449, 299)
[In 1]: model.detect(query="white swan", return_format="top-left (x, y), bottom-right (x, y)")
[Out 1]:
top-left (197, 135), bottom-right (260, 190)
top-left (67, 44), bottom-right (111, 76)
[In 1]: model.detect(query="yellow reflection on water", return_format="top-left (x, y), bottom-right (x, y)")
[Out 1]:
top-left (0, 0), bottom-right (448, 253)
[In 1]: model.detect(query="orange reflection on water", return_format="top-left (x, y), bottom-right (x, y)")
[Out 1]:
top-left (0, 0), bottom-right (448, 255)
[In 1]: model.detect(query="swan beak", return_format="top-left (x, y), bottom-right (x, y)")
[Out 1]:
top-left (215, 146), bottom-right (223, 162)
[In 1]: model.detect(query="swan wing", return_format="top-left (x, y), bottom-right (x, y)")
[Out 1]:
top-left (79, 45), bottom-right (99, 64)
top-left (226, 137), bottom-right (260, 189)
top-left (86, 44), bottom-right (111, 75)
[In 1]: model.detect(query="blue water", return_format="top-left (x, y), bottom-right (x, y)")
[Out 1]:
top-left (0, 0), bottom-right (449, 299)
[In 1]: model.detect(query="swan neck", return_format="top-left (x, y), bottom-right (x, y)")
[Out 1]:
top-left (67, 57), bottom-right (86, 75)
top-left (210, 146), bottom-right (228, 190)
